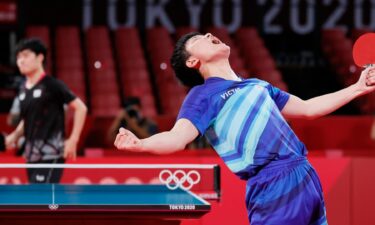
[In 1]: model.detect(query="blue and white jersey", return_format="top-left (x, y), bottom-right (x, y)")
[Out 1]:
top-left (177, 77), bottom-right (308, 180)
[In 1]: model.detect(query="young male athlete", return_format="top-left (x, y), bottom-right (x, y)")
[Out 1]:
top-left (5, 38), bottom-right (87, 183)
top-left (114, 32), bottom-right (375, 224)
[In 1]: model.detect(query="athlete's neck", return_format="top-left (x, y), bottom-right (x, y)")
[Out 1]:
top-left (25, 68), bottom-right (46, 89)
top-left (201, 59), bottom-right (240, 81)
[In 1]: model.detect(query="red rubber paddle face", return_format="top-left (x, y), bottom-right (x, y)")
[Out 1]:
top-left (353, 33), bottom-right (375, 68)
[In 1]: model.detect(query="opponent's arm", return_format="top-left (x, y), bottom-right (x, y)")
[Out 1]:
top-left (5, 120), bottom-right (24, 149)
top-left (64, 98), bottom-right (88, 159)
top-left (282, 67), bottom-right (375, 119)
top-left (114, 118), bottom-right (199, 154)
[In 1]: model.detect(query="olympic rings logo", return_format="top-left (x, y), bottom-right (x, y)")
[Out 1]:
top-left (159, 170), bottom-right (201, 191)
top-left (49, 204), bottom-right (59, 210)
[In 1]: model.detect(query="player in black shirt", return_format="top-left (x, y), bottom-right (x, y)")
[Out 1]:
top-left (5, 38), bottom-right (87, 183)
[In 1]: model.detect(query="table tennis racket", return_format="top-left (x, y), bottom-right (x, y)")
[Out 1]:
top-left (353, 32), bottom-right (375, 68)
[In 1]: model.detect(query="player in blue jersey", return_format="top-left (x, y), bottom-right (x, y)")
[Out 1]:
top-left (114, 32), bottom-right (375, 224)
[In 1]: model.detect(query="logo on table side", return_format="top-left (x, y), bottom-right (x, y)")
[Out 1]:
top-left (159, 170), bottom-right (200, 191)
top-left (221, 88), bottom-right (240, 100)
top-left (49, 204), bottom-right (59, 210)
top-left (169, 204), bottom-right (196, 210)
top-left (36, 174), bottom-right (45, 182)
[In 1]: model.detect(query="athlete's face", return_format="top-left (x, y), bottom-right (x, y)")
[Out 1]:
top-left (16, 49), bottom-right (44, 75)
top-left (185, 33), bottom-right (230, 64)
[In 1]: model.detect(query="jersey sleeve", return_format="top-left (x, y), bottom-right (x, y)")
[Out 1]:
top-left (53, 78), bottom-right (77, 104)
top-left (266, 82), bottom-right (290, 110)
top-left (177, 87), bottom-right (211, 135)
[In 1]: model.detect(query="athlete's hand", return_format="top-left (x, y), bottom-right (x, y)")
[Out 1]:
top-left (114, 128), bottom-right (143, 151)
top-left (64, 138), bottom-right (77, 160)
top-left (5, 133), bottom-right (17, 150)
top-left (365, 66), bottom-right (375, 86)
top-left (355, 66), bottom-right (375, 95)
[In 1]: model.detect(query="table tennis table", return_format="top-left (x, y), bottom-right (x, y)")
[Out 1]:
top-left (0, 184), bottom-right (210, 225)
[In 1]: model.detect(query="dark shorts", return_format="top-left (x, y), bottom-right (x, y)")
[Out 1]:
top-left (245, 157), bottom-right (328, 225)
top-left (27, 158), bottom-right (65, 183)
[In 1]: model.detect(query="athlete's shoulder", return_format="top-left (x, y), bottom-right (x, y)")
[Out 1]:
top-left (39, 75), bottom-right (57, 85)
top-left (43, 75), bottom-right (68, 87)
top-left (245, 77), bottom-right (267, 84)
top-left (44, 75), bottom-right (60, 83)
top-left (240, 77), bottom-right (270, 88)
top-left (185, 84), bottom-right (208, 102)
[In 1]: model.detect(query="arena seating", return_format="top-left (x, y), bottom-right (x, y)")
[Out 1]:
top-left (146, 27), bottom-right (186, 115)
top-left (23, 25), bottom-right (375, 148)
top-left (20, 25), bottom-right (294, 118)
top-left (235, 27), bottom-right (288, 91)
top-left (114, 27), bottom-right (157, 117)
top-left (85, 26), bottom-right (120, 117)
top-left (55, 26), bottom-right (87, 104)
top-left (25, 26), bottom-right (53, 74)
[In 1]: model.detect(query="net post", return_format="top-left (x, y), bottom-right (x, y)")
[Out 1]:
top-left (213, 165), bottom-right (221, 200)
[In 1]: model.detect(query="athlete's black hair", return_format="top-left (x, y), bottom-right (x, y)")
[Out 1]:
top-left (15, 38), bottom-right (47, 64)
top-left (170, 32), bottom-right (204, 87)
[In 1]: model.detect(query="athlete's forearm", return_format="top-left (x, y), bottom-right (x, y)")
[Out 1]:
top-left (115, 119), bottom-right (198, 154)
top-left (283, 67), bottom-right (375, 119)
top-left (140, 131), bottom-right (188, 154)
top-left (12, 120), bottom-right (24, 139)
top-left (68, 99), bottom-right (87, 142)
top-left (305, 67), bottom-right (375, 118)
top-left (6, 120), bottom-right (24, 148)
top-left (304, 84), bottom-right (362, 119)
top-left (284, 84), bottom-right (364, 120)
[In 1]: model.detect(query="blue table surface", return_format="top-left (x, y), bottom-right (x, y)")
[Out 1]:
top-left (0, 184), bottom-right (209, 206)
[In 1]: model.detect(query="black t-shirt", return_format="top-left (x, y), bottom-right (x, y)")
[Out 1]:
top-left (18, 76), bottom-right (76, 162)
